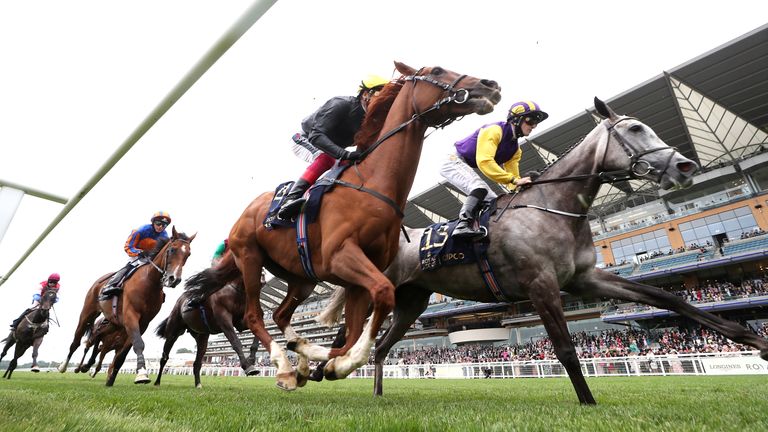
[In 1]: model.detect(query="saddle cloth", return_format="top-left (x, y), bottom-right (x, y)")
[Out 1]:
top-left (419, 201), bottom-right (496, 271)
top-left (262, 164), bottom-right (350, 230)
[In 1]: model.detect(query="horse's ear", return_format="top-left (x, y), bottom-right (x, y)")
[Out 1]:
top-left (171, 226), bottom-right (178, 238)
top-left (394, 61), bottom-right (416, 77)
top-left (188, 232), bottom-right (197, 242)
top-left (594, 97), bottom-right (617, 119)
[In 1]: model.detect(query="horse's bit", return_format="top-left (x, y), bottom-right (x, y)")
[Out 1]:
top-left (146, 239), bottom-right (190, 277)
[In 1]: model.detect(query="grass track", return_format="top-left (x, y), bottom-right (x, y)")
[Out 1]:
top-left (1, 373), bottom-right (766, 431)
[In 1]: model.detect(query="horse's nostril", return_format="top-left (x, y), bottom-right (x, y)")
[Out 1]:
top-left (481, 79), bottom-right (499, 89)
top-left (677, 161), bottom-right (698, 173)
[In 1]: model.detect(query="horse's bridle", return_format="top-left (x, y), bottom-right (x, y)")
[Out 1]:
top-left (146, 238), bottom-right (190, 279)
top-left (497, 116), bottom-right (685, 220)
top-left (602, 117), bottom-right (680, 184)
top-left (357, 70), bottom-right (468, 160)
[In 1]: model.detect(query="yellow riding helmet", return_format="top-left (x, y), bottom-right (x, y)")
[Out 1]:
top-left (358, 74), bottom-right (389, 94)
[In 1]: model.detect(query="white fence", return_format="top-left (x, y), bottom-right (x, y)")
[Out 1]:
top-left (115, 351), bottom-right (768, 379)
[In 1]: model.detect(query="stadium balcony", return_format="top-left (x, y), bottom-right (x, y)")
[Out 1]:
top-left (635, 248), bottom-right (714, 274)
top-left (601, 294), bottom-right (768, 323)
top-left (722, 234), bottom-right (768, 256)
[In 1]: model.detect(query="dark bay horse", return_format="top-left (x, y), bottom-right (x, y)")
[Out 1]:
top-left (58, 228), bottom-right (195, 385)
top-left (320, 98), bottom-right (768, 404)
top-left (154, 279), bottom-right (260, 388)
top-left (0, 288), bottom-right (58, 378)
top-left (74, 317), bottom-right (127, 378)
top-left (185, 61), bottom-right (501, 391)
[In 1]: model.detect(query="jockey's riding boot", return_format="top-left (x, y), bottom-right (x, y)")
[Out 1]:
top-left (100, 264), bottom-right (130, 299)
top-left (452, 188), bottom-right (488, 239)
top-left (277, 178), bottom-right (311, 219)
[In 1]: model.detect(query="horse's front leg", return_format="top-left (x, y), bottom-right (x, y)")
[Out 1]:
top-left (527, 269), bottom-right (596, 405)
top-left (30, 337), bottom-right (44, 372)
top-left (122, 311), bottom-right (150, 384)
top-left (217, 314), bottom-right (259, 378)
top-left (192, 332), bottom-right (209, 388)
top-left (571, 269), bottom-right (768, 359)
top-left (324, 242), bottom-right (395, 380)
top-left (373, 284), bottom-right (432, 396)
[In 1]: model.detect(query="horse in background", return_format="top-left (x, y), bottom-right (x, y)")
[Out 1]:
top-left (317, 98), bottom-right (767, 405)
top-left (58, 228), bottom-right (195, 386)
top-left (154, 276), bottom-right (260, 388)
top-left (0, 288), bottom-right (58, 378)
top-left (73, 317), bottom-right (127, 378)
top-left (185, 61), bottom-right (501, 391)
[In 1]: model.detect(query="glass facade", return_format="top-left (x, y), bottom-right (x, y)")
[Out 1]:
top-left (678, 206), bottom-right (758, 245)
top-left (610, 229), bottom-right (671, 265)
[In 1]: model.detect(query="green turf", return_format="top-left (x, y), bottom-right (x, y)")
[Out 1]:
top-left (0, 372), bottom-right (766, 431)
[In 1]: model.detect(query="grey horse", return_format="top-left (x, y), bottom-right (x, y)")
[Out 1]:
top-left (319, 98), bottom-right (768, 404)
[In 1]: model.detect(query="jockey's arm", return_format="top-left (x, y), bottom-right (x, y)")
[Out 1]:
top-left (502, 150), bottom-right (530, 189)
top-left (124, 228), bottom-right (143, 258)
top-left (306, 99), bottom-right (351, 160)
top-left (476, 125), bottom-right (516, 186)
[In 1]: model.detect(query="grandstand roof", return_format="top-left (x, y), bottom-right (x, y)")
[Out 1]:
top-left (403, 24), bottom-right (768, 228)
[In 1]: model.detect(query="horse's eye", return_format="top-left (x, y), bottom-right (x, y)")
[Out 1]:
top-left (629, 124), bottom-right (643, 133)
top-left (431, 67), bottom-right (445, 75)
top-left (169, 248), bottom-right (175, 254)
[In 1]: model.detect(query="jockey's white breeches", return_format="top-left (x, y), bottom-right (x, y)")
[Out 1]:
top-left (439, 153), bottom-right (498, 200)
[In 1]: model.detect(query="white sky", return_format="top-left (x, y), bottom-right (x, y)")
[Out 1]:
top-left (0, 0), bottom-right (766, 365)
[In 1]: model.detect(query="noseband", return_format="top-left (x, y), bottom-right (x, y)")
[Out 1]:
top-left (147, 239), bottom-right (190, 279)
top-left (603, 117), bottom-right (680, 183)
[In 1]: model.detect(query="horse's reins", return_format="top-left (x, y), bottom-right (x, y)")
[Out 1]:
top-left (333, 71), bottom-right (470, 221)
top-left (146, 238), bottom-right (190, 279)
top-left (496, 116), bottom-right (684, 221)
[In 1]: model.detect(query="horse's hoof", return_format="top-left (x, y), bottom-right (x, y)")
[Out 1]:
top-left (195, 383), bottom-right (203, 389)
top-left (89, 369), bottom-right (98, 379)
top-left (275, 372), bottom-right (297, 391)
top-left (244, 365), bottom-right (260, 376)
top-left (134, 369), bottom-right (150, 384)
top-left (760, 349), bottom-right (768, 361)
top-left (57, 364), bottom-right (67, 373)
top-left (324, 359), bottom-right (339, 381)
top-left (31, 366), bottom-right (40, 373)
top-left (296, 372), bottom-right (309, 388)
top-left (286, 340), bottom-right (297, 351)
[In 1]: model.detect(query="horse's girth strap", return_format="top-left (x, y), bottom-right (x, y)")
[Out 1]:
top-left (332, 179), bottom-right (404, 218)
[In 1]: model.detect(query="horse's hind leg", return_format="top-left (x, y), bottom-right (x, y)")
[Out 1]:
top-left (59, 305), bottom-right (100, 373)
top-left (106, 342), bottom-right (132, 387)
top-left (573, 270), bottom-right (768, 358)
top-left (373, 285), bottom-right (432, 396)
top-left (0, 336), bottom-right (16, 362)
top-left (324, 286), bottom-right (374, 380)
top-left (529, 276), bottom-right (596, 405)
top-left (240, 258), bottom-right (294, 391)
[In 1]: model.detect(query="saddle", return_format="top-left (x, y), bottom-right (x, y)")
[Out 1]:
top-left (263, 164), bottom-right (351, 230)
top-left (419, 200), bottom-right (496, 271)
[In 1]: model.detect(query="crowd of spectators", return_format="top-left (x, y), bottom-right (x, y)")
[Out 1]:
top-left (378, 323), bottom-right (768, 365)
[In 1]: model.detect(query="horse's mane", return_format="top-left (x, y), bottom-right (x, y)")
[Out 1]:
top-left (147, 232), bottom-right (191, 258)
top-left (353, 80), bottom-right (405, 150)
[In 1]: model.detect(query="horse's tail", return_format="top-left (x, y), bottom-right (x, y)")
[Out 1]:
top-left (316, 285), bottom-right (345, 327)
top-left (185, 251), bottom-right (240, 301)
top-left (155, 318), bottom-right (169, 339)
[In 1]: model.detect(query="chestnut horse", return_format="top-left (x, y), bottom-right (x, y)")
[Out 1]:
top-left (323, 98), bottom-right (768, 404)
top-left (58, 228), bottom-right (195, 386)
top-left (153, 280), bottom-right (260, 388)
top-left (185, 61), bottom-right (501, 390)
top-left (0, 288), bottom-right (58, 378)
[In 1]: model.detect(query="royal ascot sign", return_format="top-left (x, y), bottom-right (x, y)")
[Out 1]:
top-left (701, 356), bottom-right (768, 375)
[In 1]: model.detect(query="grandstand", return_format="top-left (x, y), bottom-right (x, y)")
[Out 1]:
top-left (202, 23), bottom-right (768, 366)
